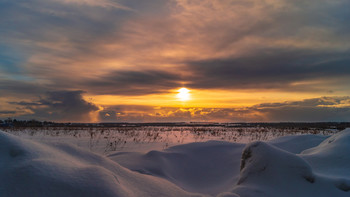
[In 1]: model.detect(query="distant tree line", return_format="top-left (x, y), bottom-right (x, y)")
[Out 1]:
top-left (0, 118), bottom-right (350, 130)
top-left (0, 118), bottom-right (54, 127)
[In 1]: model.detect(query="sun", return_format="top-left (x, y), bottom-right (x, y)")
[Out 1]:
top-left (176, 88), bottom-right (191, 101)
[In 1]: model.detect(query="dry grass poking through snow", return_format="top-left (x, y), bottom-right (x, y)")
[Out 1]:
top-left (1, 126), bottom-right (338, 154)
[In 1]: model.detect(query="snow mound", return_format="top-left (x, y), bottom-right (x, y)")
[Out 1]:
top-left (232, 141), bottom-right (316, 196)
top-left (301, 128), bottom-right (350, 178)
top-left (109, 141), bottom-right (244, 195)
top-left (228, 138), bottom-right (350, 197)
top-left (0, 131), bottom-right (198, 197)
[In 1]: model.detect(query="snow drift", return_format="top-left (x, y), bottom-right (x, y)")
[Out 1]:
top-left (1, 129), bottom-right (350, 197)
top-left (0, 131), bottom-right (197, 197)
top-left (110, 134), bottom-right (327, 196)
top-left (230, 129), bottom-right (350, 197)
top-left (109, 141), bottom-right (244, 195)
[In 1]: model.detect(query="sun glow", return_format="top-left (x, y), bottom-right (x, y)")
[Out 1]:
top-left (177, 88), bottom-right (190, 101)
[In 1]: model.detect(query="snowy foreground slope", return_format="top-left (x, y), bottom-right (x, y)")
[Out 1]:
top-left (0, 131), bottom-right (197, 197)
top-left (1, 129), bottom-right (350, 197)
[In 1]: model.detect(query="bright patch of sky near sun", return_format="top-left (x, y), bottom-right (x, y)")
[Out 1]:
top-left (85, 89), bottom-right (326, 108)
top-left (176, 88), bottom-right (190, 101)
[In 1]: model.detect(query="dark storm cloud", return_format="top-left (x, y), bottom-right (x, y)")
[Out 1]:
top-left (11, 91), bottom-right (99, 122)
top-left (185, 50), bottom-right (350, 91)
top-left (85, 70), bottom-right (183, 95)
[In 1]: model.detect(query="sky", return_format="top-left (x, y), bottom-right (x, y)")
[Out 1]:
top-left (1, 0), bottom-right (350, 122)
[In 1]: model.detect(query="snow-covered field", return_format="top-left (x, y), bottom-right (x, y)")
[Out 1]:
top-left (1, 127), bottom-right (349, 197)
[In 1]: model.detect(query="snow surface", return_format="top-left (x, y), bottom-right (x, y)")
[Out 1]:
top-left (1, 129), bottom-right (350, 197)
top-left (0, 131), bottom-right (198, 197)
